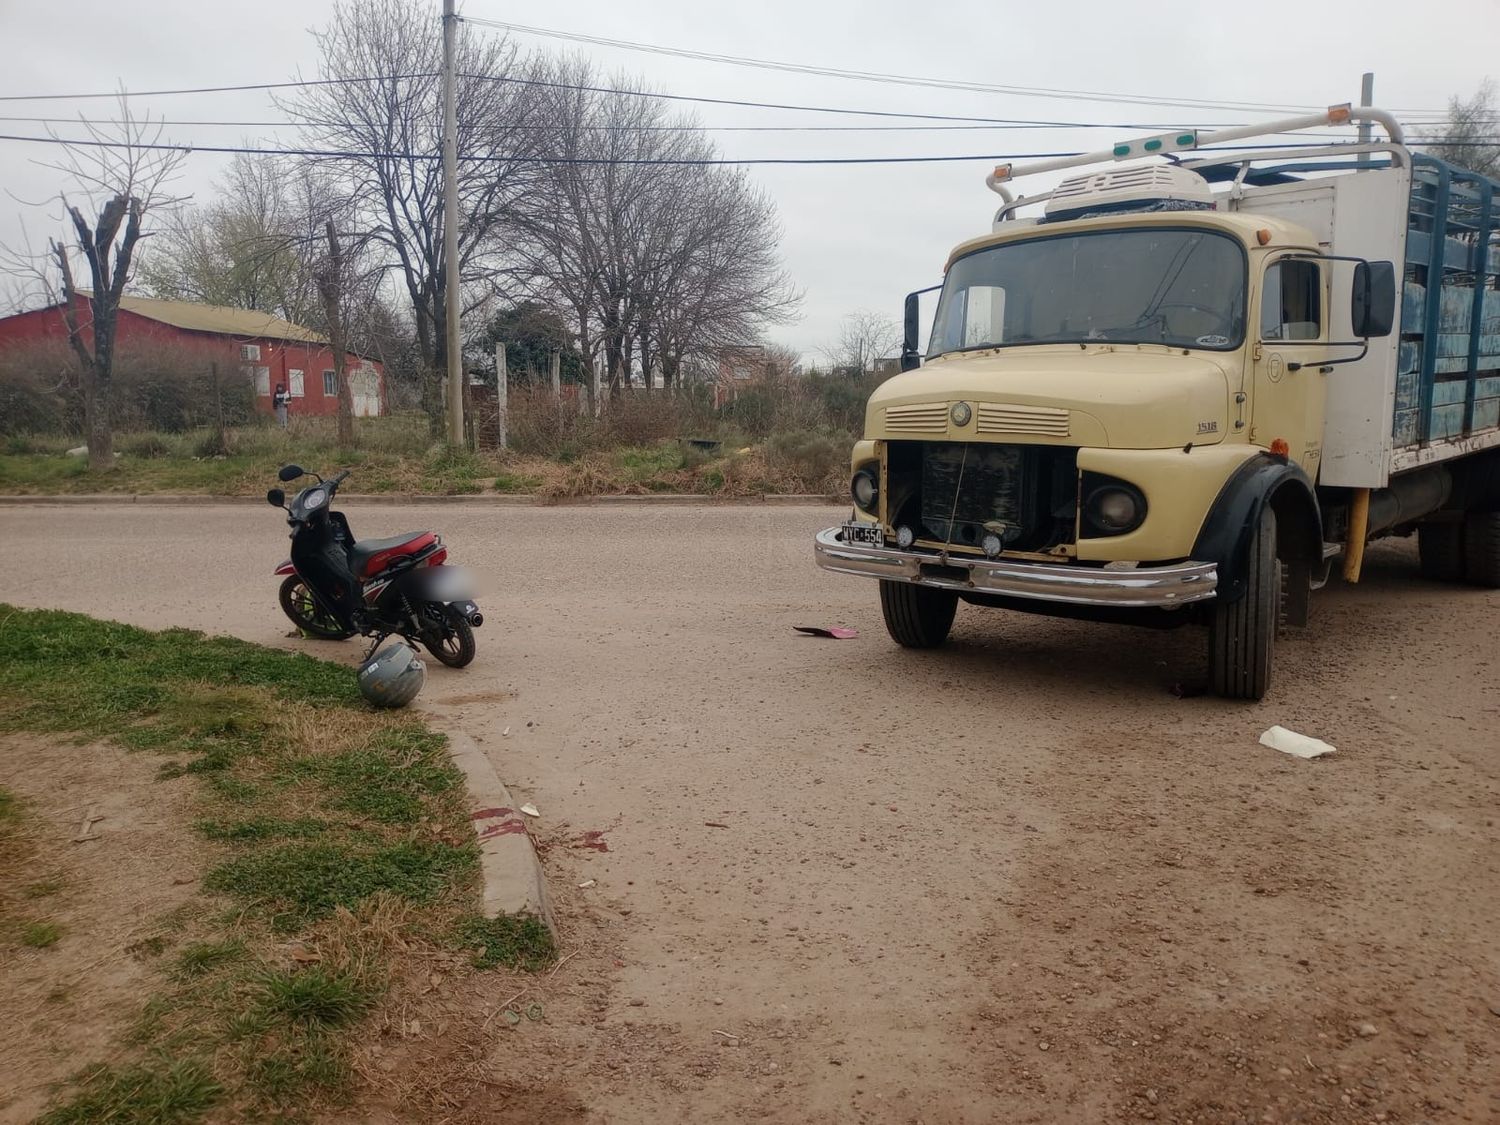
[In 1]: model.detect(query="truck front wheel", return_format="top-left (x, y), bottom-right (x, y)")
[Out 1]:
top-left (1208, 506), bottom-right (1280, 701)
top-left (879, 581), bottom-right (958, 648)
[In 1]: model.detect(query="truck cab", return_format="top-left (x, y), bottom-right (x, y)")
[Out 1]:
top-left (815, 104), bottom-right (1500, 699)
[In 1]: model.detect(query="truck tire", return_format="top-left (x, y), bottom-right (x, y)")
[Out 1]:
top-left (1462, 511), bottom-right (1500, 588)
top-left (879, 581), bottom-right (958, 648)
top-left (1417, 521), bottom-right (1465, 582)
top-left (1208, 506), bottom-right (1280, 701)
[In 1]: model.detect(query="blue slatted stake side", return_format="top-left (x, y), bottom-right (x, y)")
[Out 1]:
top-left (1400, 155), bottom-right (1500, 448)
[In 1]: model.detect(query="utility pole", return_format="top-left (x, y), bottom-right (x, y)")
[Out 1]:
top-left (1357, 72), bottom-right (1374, 166)
top-left (494, 342), bottom-right (508, 450)
top-left (441, 0), bottom-right (464, 446)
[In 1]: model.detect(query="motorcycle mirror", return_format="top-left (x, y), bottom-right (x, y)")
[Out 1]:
top-left (277, 464), bottom-right (305, 483)
top-left (266, 488), bottom-right (286, 508)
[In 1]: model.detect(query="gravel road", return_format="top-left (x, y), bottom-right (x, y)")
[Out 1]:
top-left (1, 500), bottom-right (1495, 1124)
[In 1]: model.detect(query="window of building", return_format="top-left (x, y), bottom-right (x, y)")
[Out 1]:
top-left (1261, 260), bottom-right (1322, 341)
top-left (240, 343), bottom-right (261, 361)
top-left (288, 369), bottom-right (305, 397)
top-left (323, 369), bottom-right (337, 396)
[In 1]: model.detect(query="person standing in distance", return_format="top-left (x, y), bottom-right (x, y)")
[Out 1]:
top-left (273, 382), bottom-right (291, 428)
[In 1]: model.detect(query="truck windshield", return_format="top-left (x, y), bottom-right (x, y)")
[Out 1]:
top-left (927, 227), bottom-right (1247, 357)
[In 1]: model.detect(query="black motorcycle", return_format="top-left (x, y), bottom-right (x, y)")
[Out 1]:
top-left (267, 464), bottom-right (481, 668)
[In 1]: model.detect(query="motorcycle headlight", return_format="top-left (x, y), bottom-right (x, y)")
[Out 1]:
top-left (850, 468), bottom-right (879, 513)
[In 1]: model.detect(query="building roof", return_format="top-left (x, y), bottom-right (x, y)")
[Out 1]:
top-left (113, 294), bottom-right (327, 344)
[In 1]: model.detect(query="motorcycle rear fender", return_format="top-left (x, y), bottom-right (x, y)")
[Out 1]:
top-left (274, 558), bottom-right (296, 576)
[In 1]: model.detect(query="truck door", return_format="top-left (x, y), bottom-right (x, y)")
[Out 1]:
top-left (1251, 256), bottom-right (1329, 475)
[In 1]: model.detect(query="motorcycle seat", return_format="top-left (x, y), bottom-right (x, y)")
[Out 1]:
top-left (350, 532), bottom-right (439, 578)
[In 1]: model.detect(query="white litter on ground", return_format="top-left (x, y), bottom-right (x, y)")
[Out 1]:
top-left (519, 803), bottom-right (540, 817)
top-left (1259, 725), bottom-right (1337, 759)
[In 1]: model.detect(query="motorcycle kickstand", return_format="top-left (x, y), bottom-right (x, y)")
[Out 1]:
top-left (362, 632), bottom-right (392, 662)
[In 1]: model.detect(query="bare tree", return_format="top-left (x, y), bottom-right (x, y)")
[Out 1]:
top-left (279, 0), bottom-right (546, 435)
top-left (1421, 82), bottom-right (1500, 178)
top-left (514, 61), bottom-right (798, 404)
top-left (10, 100), bottom-right (187, 469)
top-left (139, 153), bottom-right (321, 325)
top-left (822, 310), bottom-right (900, 377)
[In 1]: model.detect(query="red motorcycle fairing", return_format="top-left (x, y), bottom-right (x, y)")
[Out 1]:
top-left (275, 558), bottom-right (296, 576)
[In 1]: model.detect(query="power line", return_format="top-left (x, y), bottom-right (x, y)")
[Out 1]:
top-left (3, 130), bottom-right (1465, 166)
top-left (0, 74), bottom-right (436, 103)
top-left (463, 16), bottom-right (1453, 118)
top-left (0, 113), bottom-right (1386, 139)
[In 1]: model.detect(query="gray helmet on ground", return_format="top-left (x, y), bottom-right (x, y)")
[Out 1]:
top-left (358, 641), bottom-right (426, 708)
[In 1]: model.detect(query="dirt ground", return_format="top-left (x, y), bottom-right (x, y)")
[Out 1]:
top-left (0, 734), bottom-right (203, 1123)
top-left (0, 501), bottom-right (1496, 1124)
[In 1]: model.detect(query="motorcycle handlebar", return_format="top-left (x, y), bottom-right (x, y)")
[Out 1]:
top-left (328, 469), bottom-right (352, 490)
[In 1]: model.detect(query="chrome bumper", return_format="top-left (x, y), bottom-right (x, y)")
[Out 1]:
top-left (813, 527), bottom-right (1217, 608)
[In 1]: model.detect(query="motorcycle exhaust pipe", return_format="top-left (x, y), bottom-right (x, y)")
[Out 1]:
top-left (468, 611), bottom-right (484, 628)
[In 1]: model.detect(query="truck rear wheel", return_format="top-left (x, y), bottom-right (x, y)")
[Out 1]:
top-left (1462, 511), bottom-right (1500, 587)
top-left (1208, 506), bottom-right (1280, 701)
top-left (879, 581), bottom-right (958, 648)
top-left (1417, 521), bottom-right (1466, 582)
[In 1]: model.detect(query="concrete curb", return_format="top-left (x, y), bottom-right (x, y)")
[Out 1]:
top-left (427, 717), bottom-right (556, 938)
top-left (0, 492), bottom-right (840, 507)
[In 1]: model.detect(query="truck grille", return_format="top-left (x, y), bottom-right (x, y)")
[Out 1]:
top-left (884, 402), bottom-right (949, 434)
top-left (888, 441), bottom-right (1078, 554)
top-left (976, 403), bottom-right (1070, 438)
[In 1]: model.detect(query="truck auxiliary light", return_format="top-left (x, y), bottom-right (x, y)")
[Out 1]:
top-left (1270, 438), bottom-right (1291, 458)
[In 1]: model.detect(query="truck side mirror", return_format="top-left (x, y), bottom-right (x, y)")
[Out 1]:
top-left (267, 488), bottom-right (286, 508)
top-left (900, 291), bottom-right (921, 372)
top-left (1351, 260), bottom-right (1396, 338)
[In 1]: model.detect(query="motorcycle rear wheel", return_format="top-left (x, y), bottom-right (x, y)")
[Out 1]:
top-left (421, 604), bottom-right (476, 668)
top-left (279, 575), bottom-right (356, 640)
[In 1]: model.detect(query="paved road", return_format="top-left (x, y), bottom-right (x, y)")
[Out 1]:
top-left (1, 501), bottom-right (1496, 1124)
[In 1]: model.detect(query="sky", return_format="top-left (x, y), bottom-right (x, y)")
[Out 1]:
top-left (1, 0), bottom-right (1496, 362)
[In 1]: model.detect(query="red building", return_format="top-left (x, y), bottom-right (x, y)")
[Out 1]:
top-left (0, 294), bottom-right (386, 417)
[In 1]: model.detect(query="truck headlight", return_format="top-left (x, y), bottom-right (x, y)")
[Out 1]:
top-left (1083, 482), bottom-right (1147, 536)
top-left (851, 468), bottom-right (879, 512)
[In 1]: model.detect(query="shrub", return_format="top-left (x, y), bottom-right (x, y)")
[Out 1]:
top-left (765, 430), bottom-right (842, 490)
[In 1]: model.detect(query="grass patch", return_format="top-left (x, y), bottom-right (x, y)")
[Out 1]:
top-left (174, 938), bottom-right (246, 979)
top-left (0, 606), bottom-right (535, 1122)
top-left (254, 965), bottom-right (375, 1030)
top-left (23, 920), bottom-right (63, 948)
top-left (205, 840), bottom-right (475, 932)
top-left (24, 877), bottom-right (64, 899)
top-left (458, 913), bottom-right (555, 971)
top-left (36, 1059), bottom-right (221, 1125)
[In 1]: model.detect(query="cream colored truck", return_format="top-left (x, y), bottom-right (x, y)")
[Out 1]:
top-left (814, 105), bottom-right (1500, 700)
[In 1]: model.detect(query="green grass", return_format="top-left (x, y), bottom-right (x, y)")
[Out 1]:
top-left (204, 839), bottom-right (475, 933)
top-left (254, 966), bottom-right (375, 1030)
top-left (173, 939), bottom-right (246, 979)
top-left (35, 1059), bottom-right (221, 1125)
top-left (23, 920), bottom-right (63, 948)
top-left (0, 605), bottom-right (551, 1122)
top-left (458, 913), bottom-right (556, 972)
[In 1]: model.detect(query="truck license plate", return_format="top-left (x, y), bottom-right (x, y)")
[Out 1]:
top-left (842, 522), bottom-right (884, 547)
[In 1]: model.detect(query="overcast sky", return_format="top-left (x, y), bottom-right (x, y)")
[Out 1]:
top-left (1, 0), bottom-right (1496, 361)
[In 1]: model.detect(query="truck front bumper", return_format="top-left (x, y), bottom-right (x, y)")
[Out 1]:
top-left (813, 527), bottom-right (1218, 609)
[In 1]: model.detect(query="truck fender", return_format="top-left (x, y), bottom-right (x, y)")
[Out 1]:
top-left (1191, 455), bottom-right (1321, 613)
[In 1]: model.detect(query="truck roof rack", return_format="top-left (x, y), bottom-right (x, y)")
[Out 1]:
top-left (986, 105), bottom-right (1408, 222)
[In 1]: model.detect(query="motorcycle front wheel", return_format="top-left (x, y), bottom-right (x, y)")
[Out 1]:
top-left (421, 603), bottom-right (476, 668)
top-left (278, 575), bottom-right (356, 640)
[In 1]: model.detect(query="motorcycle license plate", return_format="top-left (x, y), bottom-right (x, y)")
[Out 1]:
top-left (842, 522), bottom-right (884, 547)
